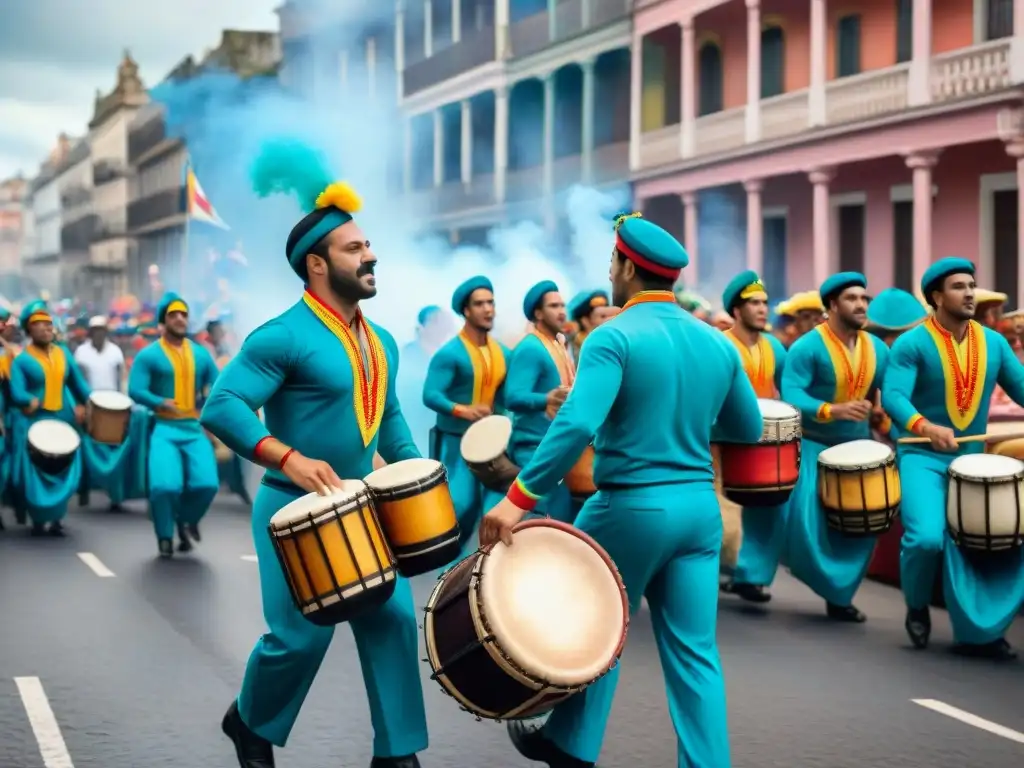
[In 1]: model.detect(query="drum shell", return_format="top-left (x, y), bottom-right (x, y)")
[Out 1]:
top-left (718, 441), bottom-right (800, 507)
top-left (818, 458), bottom-right (901, 536)
top-left (466, 453), bottom-right (520, 493)
top-left (269, 493), bottom-right (398, 626)
top-left (946, 470), bottom-right (1024, 553)
top-left (564, 445), bottom-right (596, 501)
top-left (28, 443), bottom-right (76, 475)
top-left (86, 402), bottom-right (131, 446)
top-left (987, 438), bottom-right (1024, 460)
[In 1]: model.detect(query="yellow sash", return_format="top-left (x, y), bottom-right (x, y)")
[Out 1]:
top-left (529, 327), bottom-right (574, 387)
top-left (158, 338), bottom-right (198, 419)
top-left (458, 330), bottom-right (507, 407)
top-left (922, 317), bottom-right (988, 431)
top-left (817, 325), bottom-right (876, 403)
top-left (724, 329), bottom-right (776, 398)
top-left (24, 344), bottom-right (66, 412)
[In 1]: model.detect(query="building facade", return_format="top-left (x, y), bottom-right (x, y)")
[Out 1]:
top-left (57, 139), bottom-right (96, 300)
top-left (0, 175), bottom-right (27, 276)
top-left (24, 136), bottom-right (74, 296)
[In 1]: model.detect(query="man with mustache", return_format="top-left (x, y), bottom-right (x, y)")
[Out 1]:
top-left (882, 257), bottom-right (1024, 660)
top-left (201, 139), bottom-right (427, 768)
top-left (780, 272), bottom-right (890, 622)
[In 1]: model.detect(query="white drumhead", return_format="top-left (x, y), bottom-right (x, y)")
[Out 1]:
top-left (818, 439), bottom-right (893, 468)
top-left (478, 525), bottom-right (625, 687)
top-left (89, 390), bottom-right (133, 411)
top-left (269, 480), bottom-right (367, 528)
top-left (461, 415), bottom-right (512, 464)
top-left (950, 453), bottom-right (1024, 479)
top-left (758, 398), bottom-right (798, 420)
top-left (365, 458), bottom-right (441, 490)
top-left (27, 419), bottom-right (81, 455)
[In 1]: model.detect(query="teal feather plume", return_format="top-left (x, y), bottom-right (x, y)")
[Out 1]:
top-left (249, 137), bottom-right (334, 212)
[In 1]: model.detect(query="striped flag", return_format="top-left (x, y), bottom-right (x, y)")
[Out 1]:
top-left (185, 165), bottom-right (229, 229)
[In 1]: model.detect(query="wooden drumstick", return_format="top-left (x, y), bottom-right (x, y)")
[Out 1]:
top-left (897, 432), bottom-right (1024, 445)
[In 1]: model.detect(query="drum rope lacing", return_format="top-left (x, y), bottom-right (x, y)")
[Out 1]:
top-left (950, 467), bottom-right (1024, 552)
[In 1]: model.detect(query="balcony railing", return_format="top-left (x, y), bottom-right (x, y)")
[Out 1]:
top-left (403, 29), bottom-right (496, 97)
top-left (508, 0), bottom-right (630, 60)
top-left (128, 187), bottom-right (184, 232)
top-left (92, 215), bottom-right (129, 241)
top-left (93, 159), bottom-right (131, 186)
top-left (61, 215), bottom-right (99, 252)
top-left (129, 115), bottom-right (168, 165)
top-left (60, 184), bottom-right (91, 207)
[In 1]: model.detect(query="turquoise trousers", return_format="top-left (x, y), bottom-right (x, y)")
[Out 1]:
top-left (147, 420), bottom-right (219, 541)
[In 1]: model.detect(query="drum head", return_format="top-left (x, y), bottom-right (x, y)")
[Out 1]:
top-left (478, 523), bottom-right (625, 688)
top-left (757, 398), bottom-right (798, 420)
top-left (365, 458), bottom-right (441, 490)
top-left (949, 453), bottom-right (1024, 480)
top-left (270, 480), bottom-right (367, 529)
top-left (461, 415), bottom-right (513, 464)
top-left (818, 439), bottom-right (892, 468)
top-left (89, 390), bottom-right (134, 410)
top-left (27, 419), bottom-right (81, 455)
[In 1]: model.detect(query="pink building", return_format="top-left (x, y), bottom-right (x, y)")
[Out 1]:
top-left (632, 0), bottom-right (1024, 306)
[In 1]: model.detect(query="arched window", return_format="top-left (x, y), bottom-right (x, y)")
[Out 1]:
top-left (761, 26), bottom-right (785, 98)
top-left (698, 42), bottom-right (723, 116)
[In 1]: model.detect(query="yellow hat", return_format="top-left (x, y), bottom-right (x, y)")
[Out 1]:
top-left (788, 291), bottom-right (825, 313)
top-left (975, 288), bottom-right (1008, 308)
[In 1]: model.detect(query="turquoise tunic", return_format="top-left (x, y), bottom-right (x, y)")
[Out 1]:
top-left (422, 332), bottom-right (510, 552)
top-left (128, 340), bottom-right (220, 542)
top-left (8, 345), bottom-right (91, 524)
top-left (780, 327), bottom-right (889, 606)
top-left (882, 320), bottom-right (1024, 644)
top-left (511, 298), bottom-right (763, 768)
top-left (504, 332), bottom-right (573, 523)
top-left (199, 296), bottom-right (428, 755)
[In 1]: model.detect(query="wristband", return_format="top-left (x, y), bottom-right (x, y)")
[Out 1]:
top-left (253, 436), bottom-right (273, 462)
top-left (279, 448), bottom-right (296, 470)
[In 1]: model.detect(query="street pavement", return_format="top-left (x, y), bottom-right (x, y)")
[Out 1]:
top-left (1, 493), bottom-right (1022, 767)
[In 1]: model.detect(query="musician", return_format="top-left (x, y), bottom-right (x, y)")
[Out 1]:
top-left (504, 280), bottom-right (573, 522)
top-left (422, 276), bottom-right (509, 550)
top-left (74, 316), bottom-right (125, 392)
top-left (481, 212), bottom-right (763, 768)
top-left (128, 292), bottom-right (220, 558)
top-left (8, 300), bottom-right (91, 537)
top-left (399, 305), bottom-right (453, 455)
top-left (974, 288), bottom-right (1007, 329)
top-left (770, 299), bottom-right (797, 348)
top-left (780, 272), bottom-right (889, 622)
top-left (200, 139), bottom-right (427, 768)
top-left (865, 288), bottom-right (928, 347)
top-left (788, 291), bottom-right (826, 341)
top-left (566, 289), bottom-right (611, 362)
top-left (718, 270), bottom-right (789, 603)
top-left (882, 257), bottom-right (1024, 660)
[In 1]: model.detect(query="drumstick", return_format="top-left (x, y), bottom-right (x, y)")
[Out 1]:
top-left (897, 432), bottom-right (1024, 445)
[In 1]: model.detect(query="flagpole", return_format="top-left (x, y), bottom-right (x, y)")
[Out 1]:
top-left (181, 155), bottom-right (191, 298)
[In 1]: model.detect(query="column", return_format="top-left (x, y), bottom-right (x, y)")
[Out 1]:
top-left (452, 0), bottom-right (462, 43)
top-left (1018, 0), bottom-right (1024, 37)
top-left (581, 58), bottom-right (596, 183)
top-left (494, 86), bottom-right (509, 202)
top-left (908, 0), bottom-right (932, 107)
top-left (395, 2), bottom-right (406, 102)
top-left (808, 0), bottom-right (826, 126)
top-left (424, 0), bottom-right (434, 58)
top-left (495, 0), bottom-right (510, 59)
top-left (745, 179), bottom-right (764, 273)
top-left (460, 99), bottom-right (472, 185)
top-left (433, 109), bottom-right (443, 187)
top-left (905, 152), bottom-right (938, 292)
top-left (543, 73), bottom-right (556, 196)
top-left (1009, 140), bottom-right (1024, 307)
top-left (548, 0), bottom-right (557, 41)
top-left (682, 192), bottom-right (699, 282)
top-left (403, 118), bottom-right (413, 193)
top-left (680, 19), bottom-right (696, 158)
top-left (808, 167), bottom-right (834, 285)
top-left (366, 37), bottom-right (377, 99)
top-left (629, 32), bottom-right (643, 169)
top-left (745, 0), bottom-right (762, 143)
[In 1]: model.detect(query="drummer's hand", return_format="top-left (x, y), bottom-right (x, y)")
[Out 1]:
top-left (546, 387), bottom-right (569, 411)
top-left (159, 398), bottom-right (183, 415)
top-left (23, 398), bottom-right (39, 415)
top-left (282, 452), bottom-right (344, 495)
top-left (921, 422), bottom-right (959, 452)
top-left (832, 400), bottom-right (872, 422)
top-left (74, 405), bottom-right (86, 425)
top-left (458, 404), bottom-right (491, 422)
top-left (479, 498), bottom-right (527, 547)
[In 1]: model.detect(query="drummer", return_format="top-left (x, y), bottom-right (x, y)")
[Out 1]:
top-left (200, 140), bottom-right (427, 768)
top-left (8, 299), bottom-right (92, 536)
top-left (128, 292), bottom-right (220, 558)
top-left (780, 272), bottom-right (890, 622)
top-left (422, 275), bottom-right (510, 551)
top-left (882, 257), bottom-right (1024, 660)
top-left (481, 212), bottom-right (763, 768)
top-left (504, 280), bottom-right (573, 522)
top-left (718, 270), bottom-right (789, 604)
top-left (566, 289), bottom-right (611, 363)
top-left (770, 299), bottom-right (798, 348)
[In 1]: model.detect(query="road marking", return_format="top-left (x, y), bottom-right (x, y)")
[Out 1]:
top-left (241, 555), bottom-right (258, 562)
top-left (15, 676), bottom-right (75, 767)
top-left (912, 699), bottom-right (1024, 744)
top-left (76, 552), bottom-right (115, 578)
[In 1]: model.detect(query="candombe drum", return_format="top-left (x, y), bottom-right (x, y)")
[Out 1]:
top-left (27, 419), bottom-right (82, 475)
top-left (268, 481), bottom-right (397, 626)
top-left (564, 445), bottom-right (597, 504)
top-left (985, 421), bottom-right (1024, 460)
top-left (818, 439), bottom-right (901, 535)
top-left (947, 454), bottom-right (1024, 553)
top-left (424, 519), bottom-right (628, 720)
top-left (363, 458), bottom-right (461, 577)
top-left (717, 398), bottom-right (801, 506)
top-left (460, 415), bottom-right (520, 492)
top-left (86, 390), bottom-right (134, 445)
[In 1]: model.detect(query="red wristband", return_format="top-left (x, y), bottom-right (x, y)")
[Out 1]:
top-left (506, 478), bottom-right (538, 512)
top-left (279, 448), bottom-right (295, 470)
top-left (253, 436), bottom-right (273, 462)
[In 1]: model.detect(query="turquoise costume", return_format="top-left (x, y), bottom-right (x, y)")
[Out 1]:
top-left (866, 288), bottom-right (928, 335)
top-left (423, 275), bottom-right (509, 549)
top-left (505, 214), bottom-right (762, 768)
top-left (8, 301), bottom-right (91, 526)
top-left (505, 280), bottom-right (573, 522)
top-left (780, 272), bottom-right (890, 608)
top-left (882, 257), bottom-right (1024, 646)
top-left (398, 305), bottom-right (443, 456)
top-left (719, 271), bottom-right (790, 588)
top-left (128, 293), bottom-right (220, 544)
top-left (200, 139), bottom-right (428, 758)
top-left (80, 406), bottom-right (151, 506)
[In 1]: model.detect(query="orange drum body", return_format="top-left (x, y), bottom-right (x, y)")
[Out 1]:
top-left (986, 421), bottom-right (1024, 460)
top-left (564, 445), bottom-right (596, 503)
top-left (717, 399), bottom-right (801, 507)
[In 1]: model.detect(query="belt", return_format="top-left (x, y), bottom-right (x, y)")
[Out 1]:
top-left (596, 478), bottom-right (697, 491)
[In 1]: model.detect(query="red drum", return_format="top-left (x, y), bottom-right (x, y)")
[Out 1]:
top-left (717, 398), bottom-right (801, 507)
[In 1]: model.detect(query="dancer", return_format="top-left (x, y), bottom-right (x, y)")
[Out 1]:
top-left (128, 292), bottom-right (220, 557)
top-left (718, 270), bottom-right (789, 603)
top-left (504, 280), bottom-right (573, 522)
top-left (201, 138), bottom-right (427, 768)
top-left (781, 272), bottom-right (889, 622)
top-left (882, 257), bottom-right (1024, 659)
top-left (481, 212), bottom-right (763, 768)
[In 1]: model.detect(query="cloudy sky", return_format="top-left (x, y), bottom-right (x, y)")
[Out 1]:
top-left (0, 0), bottom-right (281, 181)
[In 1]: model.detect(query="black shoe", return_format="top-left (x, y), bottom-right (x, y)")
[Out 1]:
top-left (109, 503), bottom-right (124, 513)
top-left (30, 523), bottom-right (46, 537)
top-left (826, 602), bottom-right (866, 623)
top-left (222, 700), bottom-right (275, 767)
top-left (176, 522), bottom-right (193, 552)
top-left (905, 607), bottom-right (931, 649)
top-left (158, 538), bottom-right (173, 559)
top-left (952, 638), bottom-right (1017, 661)
top-left (727, 582), bottom-right (772, 604)
top-left (48, 522), bottom-right (64, 537)
top-left (370, 755), bottom-right (421, 768)
top-left (186, 523), bottom-right (201, 543)
top-left (507, 719), bottom-right (594, 767)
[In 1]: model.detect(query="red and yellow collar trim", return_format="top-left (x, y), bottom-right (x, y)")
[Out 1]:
top-left (622, 290), bottom-right (676, 311)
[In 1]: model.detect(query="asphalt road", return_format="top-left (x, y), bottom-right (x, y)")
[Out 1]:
top-left (1, 493), bottom-right (1022, 768)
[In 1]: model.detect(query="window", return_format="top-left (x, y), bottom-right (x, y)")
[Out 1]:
top-left (836, 15), bottom-right (861, 77)
top-left (892, 200), bottom-right (913, 291)
top-left (987, 0), bottom-right (1014, 40)
top-left (896, 0), bottom-right (912, 63)
top-left (761, 26), bottom-right (785, 98)
top-left (698, 42), bottom-right (723, 115)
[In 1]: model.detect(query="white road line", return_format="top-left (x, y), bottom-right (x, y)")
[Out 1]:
top-left (14, 676), bottom-right (75, 768)
top-left (241, 555), bottom-right (258, 562)
top-left (76, 552), bottom-right (115, 578)
top-left (912, 699), bottom-right (1024, 744)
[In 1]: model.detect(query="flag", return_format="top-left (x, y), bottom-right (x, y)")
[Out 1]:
top-left (185, 164), bottom-right (229, 229)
